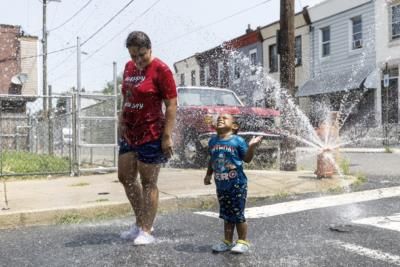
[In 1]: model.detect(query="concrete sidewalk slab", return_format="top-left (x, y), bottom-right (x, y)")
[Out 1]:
top-left (0, 168), bottom-right (355, 229)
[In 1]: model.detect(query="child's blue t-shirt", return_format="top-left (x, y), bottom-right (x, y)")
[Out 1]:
top-left (208, 134), bottom-right (248, 190)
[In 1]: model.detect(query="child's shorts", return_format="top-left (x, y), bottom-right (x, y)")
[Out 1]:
top-left (217, 183), bottom-right (248, 223)
top-left (119, 138), bottom-right (168, 164)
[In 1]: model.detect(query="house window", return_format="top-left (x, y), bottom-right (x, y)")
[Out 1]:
top-left (321, 26), bottom-right (331, 57)
top-left (249, 49), bottom-right (257, 75)
top-left (191, 70), bottom-right (196, 86)
top-left (217, 62), bottom-right (224, 86)
top-left (204, 65), bottom-right (210, 85)
top-left (295, 36), bottom-right (302, 66)
top-left (269, 44), bottom-right (278, 72)
top-left (180, 73), bottom-right (185, 86)
top-left (351, 16), bottom-right (363, 49)
top-left (391, 4), bottom-right (400, 40)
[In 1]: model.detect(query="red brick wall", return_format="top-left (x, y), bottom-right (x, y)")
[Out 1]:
top-left (0, 24), bottom-right (21, 94)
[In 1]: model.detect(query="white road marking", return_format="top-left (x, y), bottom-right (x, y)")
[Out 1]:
top-left (353, 213), bottom-right (400, 232)
top-left (328, 240), bottom-right (400, 266)
top-left (194, 186), bottom-right (400, 219)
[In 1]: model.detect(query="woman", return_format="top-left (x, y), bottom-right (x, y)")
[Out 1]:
top-left (118, 31), bottom-right (177, 245)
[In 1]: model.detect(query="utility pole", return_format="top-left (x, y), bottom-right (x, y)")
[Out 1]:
top-left (383, 63), bottom-right (389, 146)
top-left (279, 0), bottom-right (297, 171)
top-left (42, 0), bottom-right (48, 113)
top-left (42, 0), bottom-right (60, 113)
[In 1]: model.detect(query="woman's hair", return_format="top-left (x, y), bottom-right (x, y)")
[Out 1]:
top-left (125, 31), bottom-right (152, 49)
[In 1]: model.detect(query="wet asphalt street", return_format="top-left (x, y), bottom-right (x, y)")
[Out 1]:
top-left (1, 152), bottom-right (400, 267)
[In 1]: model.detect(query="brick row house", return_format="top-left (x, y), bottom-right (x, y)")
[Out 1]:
top-left (0, 24), bottom-right (38, 149)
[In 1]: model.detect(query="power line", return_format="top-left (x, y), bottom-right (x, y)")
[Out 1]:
top-left (81, 0), bottom-right (136, 46)
top-left (157, 0), bottom-right (274, 46)
top-left (14, 0), bottom-right (136, 61)
top-left (84, 0), bottom-right (161, 62)
top-left (20, 45), bottom-right (76, 60)
top-left (49, 0), bottom-right (94, 32)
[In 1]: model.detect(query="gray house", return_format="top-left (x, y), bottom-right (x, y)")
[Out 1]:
top-left (297, 0), bottom-right (377, 129)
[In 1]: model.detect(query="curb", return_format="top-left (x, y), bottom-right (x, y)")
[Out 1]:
top-left (0, 195), bottom-right (219, 230)
top-left (0, 175), bottom-right (358, 229)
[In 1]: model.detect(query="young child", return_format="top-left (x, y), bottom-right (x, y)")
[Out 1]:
top-left (204, 113), bottom-right (262, 254)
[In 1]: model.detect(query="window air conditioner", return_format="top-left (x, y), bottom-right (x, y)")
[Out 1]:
top-left (353, 39), bottom-right (363, 49)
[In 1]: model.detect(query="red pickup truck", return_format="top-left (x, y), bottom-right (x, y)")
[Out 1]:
top-left (172, 86), bottom-right (281, 169)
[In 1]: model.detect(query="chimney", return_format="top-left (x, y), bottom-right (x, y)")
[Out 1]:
top-left (246, 24), bottom-right (253, 34)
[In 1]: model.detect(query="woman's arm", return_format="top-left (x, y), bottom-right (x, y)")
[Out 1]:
top-left (204, 159), bottom-right (213, 185)
top-left (162, 97), bottom-right (177, 157)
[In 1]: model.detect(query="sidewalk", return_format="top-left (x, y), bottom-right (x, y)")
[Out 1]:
top-left (0, 168), bottom-right (355, 229)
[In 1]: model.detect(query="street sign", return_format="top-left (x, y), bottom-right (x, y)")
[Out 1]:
top-left (383, 74), bottom-right (389, 88)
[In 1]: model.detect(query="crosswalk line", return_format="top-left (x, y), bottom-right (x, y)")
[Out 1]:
top-left (328, 240), bottom-right (400, 266)
top-left (194, 186), bottom-right (400, 219)
top-left (352, 213), bottom-right (400, 232)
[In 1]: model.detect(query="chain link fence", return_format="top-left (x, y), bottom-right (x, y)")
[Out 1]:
top-left (0, 92), bottom-right (118, 177)
top-left (0, 94), bottom-right (72, 176)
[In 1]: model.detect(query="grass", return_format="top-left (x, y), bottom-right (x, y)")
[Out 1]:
top-left (327, 186), bottom-right (345, 194)
top-left (0, 151), bottom-right (69, 177)
top-left (56, 214), bottom-right (82, 225)
top-left (272, 191), bottom-right (290, 200)
top-left (94, 198), bottom-right (109, 202)
top-left (339, 158), bottom-right (351, 175)
top-left (70, 182), bottom-right (90, 187)
top-left (384, 146), bottom-right (393, 153)
top-left (351, 172), bottom-right (367, 187)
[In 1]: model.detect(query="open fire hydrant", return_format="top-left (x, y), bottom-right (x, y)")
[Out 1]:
top-left (315, 112), bottom-right (340, 178)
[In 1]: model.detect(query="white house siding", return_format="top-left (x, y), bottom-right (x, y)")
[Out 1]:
top-left (309, 1), bottom-right (376, 78)
top-left (173, 56), bottom-right (200, 87)
top-left (20, 36), bottom-right (38, 95)
top-left (375, 0), bottom-right (400, 125)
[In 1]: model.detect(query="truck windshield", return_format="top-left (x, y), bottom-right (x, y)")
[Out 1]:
top-left (178, 88), bottom-right (243, 107)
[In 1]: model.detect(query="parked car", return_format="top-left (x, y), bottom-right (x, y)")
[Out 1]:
top-left (172, 86), bottom-right (281, 168)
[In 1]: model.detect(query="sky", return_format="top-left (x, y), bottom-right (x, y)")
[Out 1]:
top-left (1, 0), bottom-right (324, 94)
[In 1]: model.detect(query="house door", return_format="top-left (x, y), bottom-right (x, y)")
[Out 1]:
top-left (381, 78), bottom-right (399, 124)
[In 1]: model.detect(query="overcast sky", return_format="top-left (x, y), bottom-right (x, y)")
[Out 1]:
top-left (1, 0), bottom-right (324, 93)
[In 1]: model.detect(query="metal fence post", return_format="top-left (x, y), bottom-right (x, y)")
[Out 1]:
top-left (72, 92), bottom-right (78, 176)
top-left (48, 85), bottom-right (54, 155)
top-left (113, 61), bottom-right (118, 168)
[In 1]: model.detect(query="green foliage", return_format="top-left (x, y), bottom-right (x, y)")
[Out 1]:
top-left (1, 151), bottom-right (69, 175)
top-left (272, 191), bottom-right (290, 200)
top-left (384, 147), bottom-right (392, 153)
top-left (57, 214), bottom-right (82, 225)
top-left (327, 186), bottom-right (345, 194)
top-left (70, 182), bottom-right (90, 187)
top-left (103, 75), bottom-right (123, 110)
top-left (339, 158), bottom-right (350, 175)
top-left (352, 172), bottom-right (367, 187)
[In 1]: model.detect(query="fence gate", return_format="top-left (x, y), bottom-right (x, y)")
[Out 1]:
top-left (74, 90), bottom-right (118, 175)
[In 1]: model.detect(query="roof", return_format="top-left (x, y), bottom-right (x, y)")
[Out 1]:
top-left (296, 65), bottom-right (377, 97)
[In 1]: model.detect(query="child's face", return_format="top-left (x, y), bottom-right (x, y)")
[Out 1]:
top-left (216, 114), bottom-right (237, 133)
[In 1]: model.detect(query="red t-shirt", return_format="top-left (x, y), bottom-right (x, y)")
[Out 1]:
top-left (121, 58), bottom-right (177, 146)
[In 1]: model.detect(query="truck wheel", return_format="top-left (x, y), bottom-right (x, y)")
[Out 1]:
top-left (249, 148), bottom-right (278, 170)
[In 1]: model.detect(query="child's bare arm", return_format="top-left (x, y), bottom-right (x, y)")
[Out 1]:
top-left (204, 160), bottom-right (213, 185)
top-left (243, 136), bottom-right (263, 163)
